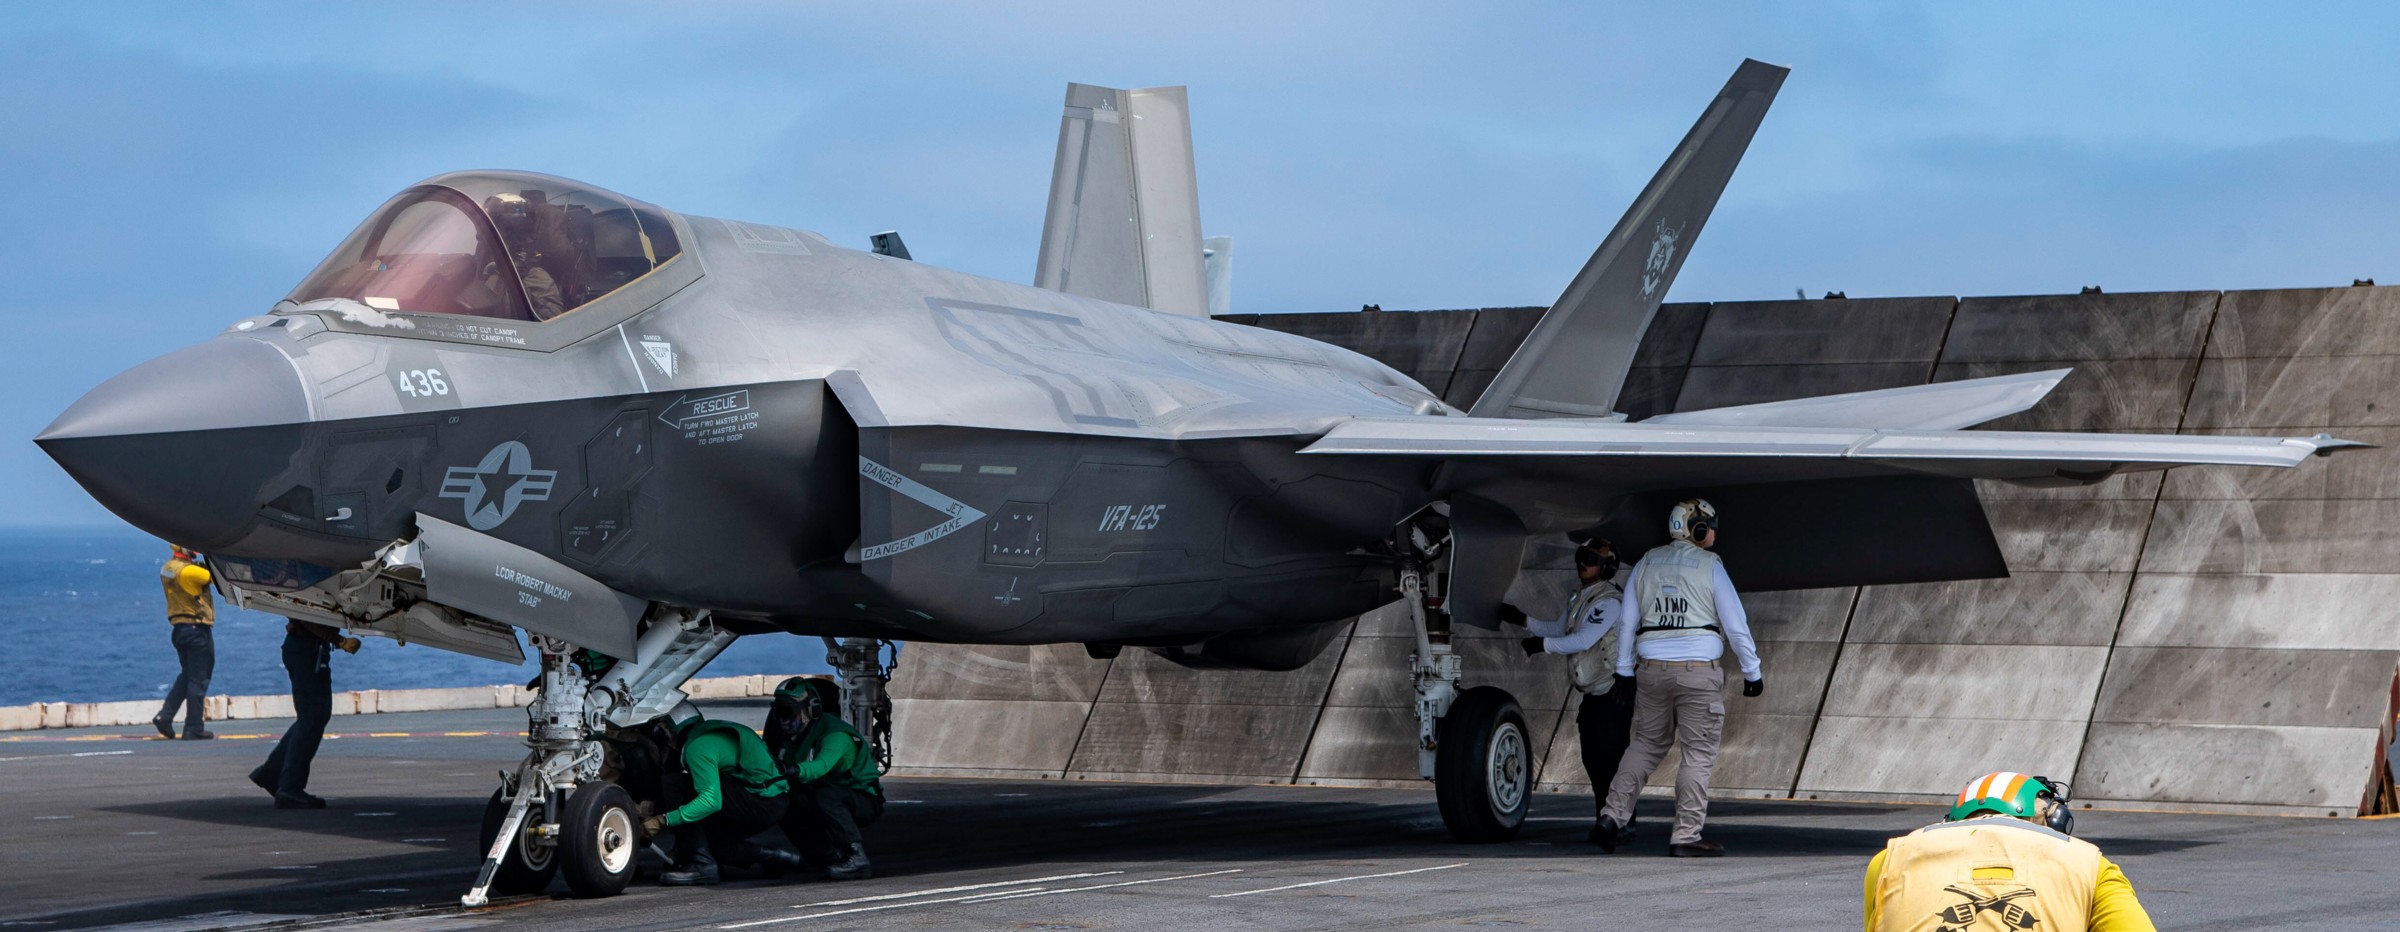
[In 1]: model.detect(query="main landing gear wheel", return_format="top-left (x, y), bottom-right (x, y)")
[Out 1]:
top-left (478, 789), bottom-right (558, 895)
top-left (558, 782), bottom-right (638, 898)
top-left (1435, 686), bottom-right (1531, 842)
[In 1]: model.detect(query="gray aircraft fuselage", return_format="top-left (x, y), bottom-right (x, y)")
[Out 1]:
top-left (40, 172), bottom-right (1448, 650)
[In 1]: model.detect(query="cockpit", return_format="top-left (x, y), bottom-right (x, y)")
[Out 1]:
top-left (285, 171), bottom-right (682, 323)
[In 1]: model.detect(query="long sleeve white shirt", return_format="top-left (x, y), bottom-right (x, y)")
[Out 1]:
top-left (1528, 581), bottom-right (1620, 656)
top-left (1614, 557), bottom-right (1762, 680)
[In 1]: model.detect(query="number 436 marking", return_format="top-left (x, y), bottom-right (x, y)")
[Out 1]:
top-left (396, 368), bottom-right (450, 398)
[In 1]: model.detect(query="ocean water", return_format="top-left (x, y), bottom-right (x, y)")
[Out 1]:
top-left (0, 526), bottom-right (830, 706)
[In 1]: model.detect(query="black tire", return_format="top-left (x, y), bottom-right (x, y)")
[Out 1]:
top-left (478, 788), bottom-right (559, 896)
top-left (1434, 686), bottom-right (1531, 843)
top-left (558, 782), bottom-right (639, 898)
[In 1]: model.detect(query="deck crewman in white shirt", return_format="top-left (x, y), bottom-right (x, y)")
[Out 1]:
top-left (1591, 499), bottom-right (1764, 858)
top-left (1506, 538), bottom-right (1641, 848)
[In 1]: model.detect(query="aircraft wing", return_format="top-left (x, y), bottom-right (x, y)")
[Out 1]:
top-left (1303, 414), bottom-right (2352, 486)
top-left (1305, 415), bottom-right (2362, 599)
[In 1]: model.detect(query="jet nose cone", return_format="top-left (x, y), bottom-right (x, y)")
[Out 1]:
top-left (37, 337), bottom-right (313, 549)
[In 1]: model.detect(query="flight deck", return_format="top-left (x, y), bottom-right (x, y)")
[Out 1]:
top-left (4, 702), bottom-right (2393, 931)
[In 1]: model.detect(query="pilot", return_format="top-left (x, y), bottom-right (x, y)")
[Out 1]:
top-left (151, 545), bottom-right (217, 741)
top-left (248, 620), bottom-right (359, 809)
top-left (1505, 538), bottom-right (1638, 847)
top-left (765, 676), bottom-right (884, 881)
top-left (639, 702), bottom-right (803, 885)
top-left (1591, 499), bottom-right (1763, 857)
top-left (1866, 772), bottom-right (2156, 931)
top-left (483, 192), bottom-right (565, 320)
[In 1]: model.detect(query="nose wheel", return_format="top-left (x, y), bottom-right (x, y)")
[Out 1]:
top-left (558, 782), bottom-right (638, 897)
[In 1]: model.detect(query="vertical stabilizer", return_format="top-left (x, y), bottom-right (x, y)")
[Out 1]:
top-left (1034, 84), bottom-right (1209, 317)
top-left (1203, 235), bottom-right (1233, 315)
top-left (1469, 60), bottom-right (1787, 418)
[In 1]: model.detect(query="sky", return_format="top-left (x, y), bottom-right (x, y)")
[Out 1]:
top-left (4, 1), bottom-right (2399, 525)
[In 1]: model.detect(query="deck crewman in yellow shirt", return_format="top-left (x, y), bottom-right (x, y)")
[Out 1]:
top-left (151, 545), bottom-right (217, 740)
top-left (1866, 772), bottom-right (2156, 931)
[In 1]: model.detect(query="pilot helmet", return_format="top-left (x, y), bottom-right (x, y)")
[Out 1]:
top-left (483, 192), bottom-right (538, 247)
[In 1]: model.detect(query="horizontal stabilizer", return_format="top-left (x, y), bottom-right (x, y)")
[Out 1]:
top-left (1644, 369), bottom-right (2069, 431)
top-left (1303, 415), bottom-right (2358, 487)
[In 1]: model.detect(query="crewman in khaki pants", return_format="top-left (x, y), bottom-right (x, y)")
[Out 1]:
top-left (1591, 499), bottom-right (1764, 857)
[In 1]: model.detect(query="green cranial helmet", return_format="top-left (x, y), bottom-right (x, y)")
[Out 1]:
top-left (1948, 771), bottom-right (2074, 834)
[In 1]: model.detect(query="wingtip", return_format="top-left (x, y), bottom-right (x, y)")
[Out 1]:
top-left (2298, 433), bottom-right (2376, 457)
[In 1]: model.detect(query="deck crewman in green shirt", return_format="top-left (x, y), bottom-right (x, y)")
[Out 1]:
top-left (766, 677), bottom-right (884, 881)
top-left (638, 702), bottom-right (804, 886)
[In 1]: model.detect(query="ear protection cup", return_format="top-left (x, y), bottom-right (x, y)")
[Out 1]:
top-left (2034, 775), bottom-right (2075, 835)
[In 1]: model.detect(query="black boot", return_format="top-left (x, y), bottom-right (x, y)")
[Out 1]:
top-left (825, 842), bottom-right (872, 881)
top-left (152, 713), bottom-right (176, 739)
top-left (1592, 815), bottom-right (1622, 853)
top-left (273, 791), bottom-right (326, 809)
top-left (662, 847), bottom-right (721, 886)
top-left (182, 726), bottom-right (216, 740)
top-left (755, 847), bottom-right (806, 880)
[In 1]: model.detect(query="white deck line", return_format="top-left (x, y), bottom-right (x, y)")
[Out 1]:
top-left (1209, 862), bottom-right (1466, 898)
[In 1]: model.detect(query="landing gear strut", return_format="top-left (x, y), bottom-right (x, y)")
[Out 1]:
top-left (824, 637), bottom-right (897, 770)
top-left (462, 609), bottom-right (732, 905)
top-left (1400, 514), bottom-right (1530, 843)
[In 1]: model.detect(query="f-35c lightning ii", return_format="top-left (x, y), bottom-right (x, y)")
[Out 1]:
top-left (35, 60), bottom-right (2356, 901)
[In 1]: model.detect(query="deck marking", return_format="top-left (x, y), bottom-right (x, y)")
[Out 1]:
top-left (722, 872), bottom-right (1126, 928)
top-left (789, 872), bottom-right (1117, 909)
top-left (1210, 862), bottom-right (1466, 898)
top-left (963, 869), bottom-right (1245, 903)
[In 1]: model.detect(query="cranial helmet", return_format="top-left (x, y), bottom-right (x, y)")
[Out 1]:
top-left (1948, 771), bottom-right (2074, 835)
top-left (664, 700), bottom-right (704, 732)
top-left (1667, 499), bottom-right (1718, 542)
top-left (772, 676), bottom-right (827, 717)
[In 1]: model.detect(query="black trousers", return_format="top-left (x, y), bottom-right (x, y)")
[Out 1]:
top-left (255, 632), bottom-right (332, 794)
top-left (1578, 689), bottom-right (1637, 820)
top-left (783, 783), bottom-right (883, 862)
top-left (156, 623), bottom-right (214, 731)
top-left (666, 775), bottom-right (790, 867)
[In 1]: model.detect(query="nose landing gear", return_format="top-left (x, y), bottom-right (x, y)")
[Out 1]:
top-left (462, 609), bottom-right (733, 905)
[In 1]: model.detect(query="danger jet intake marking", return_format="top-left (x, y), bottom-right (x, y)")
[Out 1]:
top-left (859, 456), bottom-right (987, 560)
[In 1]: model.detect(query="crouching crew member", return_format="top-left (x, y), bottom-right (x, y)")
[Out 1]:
top-left (640, 702), bottom-right (802, 885)
top-left (1593, 499), bottom-right (1763, 857)
top-left (1507, 539), bottom-right (1638, 847)
top-left (1867, 772), bottom-right (2155, 931)
top-left (766, 676), bottom-right (884, 881)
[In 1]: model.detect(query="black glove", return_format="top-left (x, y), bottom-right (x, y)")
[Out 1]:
top-left (1742, 678), bottom-right (1764, 698)
top-left (1497, 603), bottom-right (1528, 626)
top-left (1613, 674), bottom-right (1638, 696)
top-left (1519, 636), bottom-right (1545, 657)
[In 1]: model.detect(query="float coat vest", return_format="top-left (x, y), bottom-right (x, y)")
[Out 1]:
top-left (1873, 817), bottom-right (2101, 932)
top-left (1563, 581), bottom-right (1623, 695)
top-left (1632, 540), bottom-right (1721, 648)
top-left (161, 558), bottom-right (213, 625)
top-left (786, 715), bottom-right (885, 795)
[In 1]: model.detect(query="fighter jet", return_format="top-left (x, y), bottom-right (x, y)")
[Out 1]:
top-left (35, 60), bottom-right (2355, 900)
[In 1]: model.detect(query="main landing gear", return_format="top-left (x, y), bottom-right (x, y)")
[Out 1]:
top-left (1399, 512), bottom-right (1531, 843)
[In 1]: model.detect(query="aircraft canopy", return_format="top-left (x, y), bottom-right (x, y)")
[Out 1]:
top-left (286, 171), bottom-right (682, 322)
